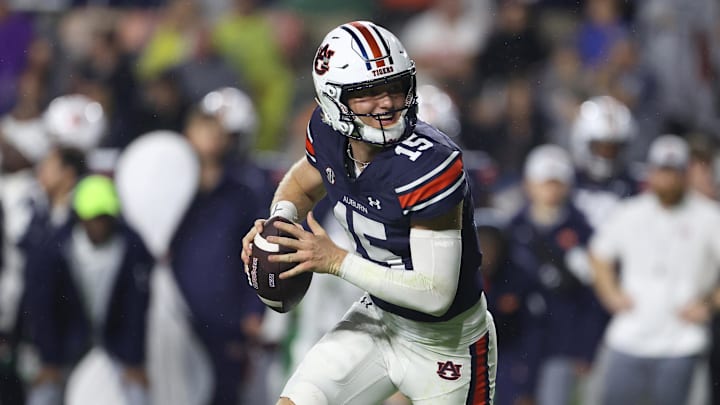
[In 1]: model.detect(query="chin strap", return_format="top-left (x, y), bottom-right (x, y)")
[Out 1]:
top-left (352, 114), bottom-right (407, 145)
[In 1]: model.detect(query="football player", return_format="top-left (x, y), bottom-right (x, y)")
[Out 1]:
top-left (570, 95), bottom-right (640, 229)
top-left (242, 21), bottom-right (496, 405)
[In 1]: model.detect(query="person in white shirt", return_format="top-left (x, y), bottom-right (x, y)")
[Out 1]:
top-left (400, 0), bottom-right (493, 85)
top-left (590, 134), bottom-right (720, 405)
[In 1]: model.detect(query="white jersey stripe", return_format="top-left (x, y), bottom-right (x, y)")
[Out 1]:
top-left (306, 124), bottom-right (314, 143)
top-left (402, 172), bottom-right (466, 215)
top-left (305, 150), bottom-right (317, 163)
top-left (395, 151), bottom-right (460, 193)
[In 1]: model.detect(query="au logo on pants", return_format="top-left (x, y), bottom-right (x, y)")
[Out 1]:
top-left (436, 361), bottom-right (462, 380)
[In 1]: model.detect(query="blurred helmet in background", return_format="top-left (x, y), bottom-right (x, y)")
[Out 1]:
top-left (200, 87), bottom-right (258, 156)
top-left (0, 115), bottom-right (52, 165)
top-left (44, 94), bottom-right (107, 151)
top-left (524, 144), bottom-right (575, 185)
top-left (311, 20), bottom-right (417, 146)
top-left (571, 95), bottom-right (635, 181)
top-left (417, 84), bottom-right (460, 138)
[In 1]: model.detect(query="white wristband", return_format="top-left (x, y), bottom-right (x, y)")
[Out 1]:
top-left (270, 200), bottom-right (298, 222)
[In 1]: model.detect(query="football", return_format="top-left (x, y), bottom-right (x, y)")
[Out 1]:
top-left (249, 216), bottom-right (312, 313)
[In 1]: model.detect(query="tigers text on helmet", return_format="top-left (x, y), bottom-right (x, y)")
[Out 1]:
top-left (571, 95), bottom-right (636, 181)
top-left (311, 21), bottom-right (418, 146)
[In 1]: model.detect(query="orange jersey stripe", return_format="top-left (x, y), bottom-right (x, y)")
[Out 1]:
top-left (398, 157), bottom-right (463, 209)
top-left (471, 334), bottom-right (490, 405)
top-left (305, 133), bottom-right (316, 157)
top-left (350, 21), bottom-right (386, 68)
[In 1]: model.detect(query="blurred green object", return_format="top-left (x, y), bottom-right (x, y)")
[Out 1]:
top-left (135, 26), bottom-right (190, 81)
top-left (280, 0), bottom-right (375, 14)
top-left (73, 175), bottom-right (121, 220)
top-left (213, 13), bottom-right (294, 151)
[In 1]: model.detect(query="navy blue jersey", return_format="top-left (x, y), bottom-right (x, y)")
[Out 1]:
top-left (573, 170), bottom-right (639, 228)
top-left (506, 203), bottom-right (606, 361)
top-left (306, 107), bottom-right (483, 322)
top-left (24, 221), bottom-right (153, 366)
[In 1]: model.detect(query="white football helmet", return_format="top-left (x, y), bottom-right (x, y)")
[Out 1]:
top-left (200, 87), bottom-right (258, 136)
top-left (571, 95), bottom-right (636, 180)
top-left (44, 94), bottom-right (107, 151)
top-left (311, 21), bottom-right (417, 146)
top-left (417, 84), bottom-right (460, 138)
top-left (201, 87), bottom-right (258, 156)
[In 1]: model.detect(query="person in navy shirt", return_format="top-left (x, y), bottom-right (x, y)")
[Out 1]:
top-left (171, 109), bottom-right (265, 405)
top-left (476, 220), bottom-right (539, 405)
top-left (242, 21), bottom-right (496, 405)
top-left (504, 145), bottom-right (603, 405)
top-left (24, 175), bottom-right (154, 405)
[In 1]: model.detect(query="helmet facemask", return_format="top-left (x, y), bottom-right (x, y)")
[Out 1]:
top-left (570, 95), bottom-right (636, 181)
top-left (319, 70), bottom-right (417, 146)
top-left (586, 139), bottom-right (626, 180)
top-left (312, 21), bottom-right (418, 147)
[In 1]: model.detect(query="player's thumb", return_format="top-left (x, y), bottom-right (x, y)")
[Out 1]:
top-left (307, 211), bottom-right (324, 235)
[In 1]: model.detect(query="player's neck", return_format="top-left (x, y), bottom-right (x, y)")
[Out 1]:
top-left (199, 162), bottom-right (223, 192)
top-left (529, 203), bottom-right (563, 226)
top-left (348, 140), bottom-right (380, 166)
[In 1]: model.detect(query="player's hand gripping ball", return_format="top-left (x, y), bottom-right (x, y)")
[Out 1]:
top-left (249, 216), bottom-right (312, 313)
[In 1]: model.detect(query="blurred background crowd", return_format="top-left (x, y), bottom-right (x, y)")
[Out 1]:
top-left (1, 0), bottom-right (720, 404)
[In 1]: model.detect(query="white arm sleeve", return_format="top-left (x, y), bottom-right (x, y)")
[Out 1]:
top-left (337, 228), bottom-right (462, 316)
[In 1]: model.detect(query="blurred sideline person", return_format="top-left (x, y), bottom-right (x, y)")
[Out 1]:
top-left (171, 108), bottom-right (265, 405)
top-left (683, 137), bottom-right (720, 405)
top-left (211, 0), bottom-right (294, 151)
top-left (474, 220), bottom-right (519, 405)
top-left (10, 146), bottom-right (87, 400)
top-left (502, 145), bottom-right (602, 405)
top-left (569, 95), bottom-right (640, 405)
top-left (200, 86), bottom-right (277, 219)
top-left (0, 112), bottom-right (51, 405)
top-left (242, 21), bottom-right (496, 405)
top-left (20, 146), bottom-right (88, 256)
top-left (570, 95), bottom-right (639, 229)
top-left (23, 175), bottom-right (154, 405)
top-left (590, 135), bottom-right (720, 405)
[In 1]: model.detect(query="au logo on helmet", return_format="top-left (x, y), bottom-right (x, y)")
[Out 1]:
top-left (314, 44), bottom-right (335, 76)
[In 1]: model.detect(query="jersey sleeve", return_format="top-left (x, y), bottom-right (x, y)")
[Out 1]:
top-left (393, 136), bottom-right (467, 219)
top-left (305, 107), bottom-right (338, 169)
top-left (305, 118), bottom-right (318, 168)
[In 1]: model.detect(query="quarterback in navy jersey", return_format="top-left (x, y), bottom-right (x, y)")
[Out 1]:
top-left (304, 107), bottom-right (483, 322)
top-left (242, 20), bottom-right (496, 405)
